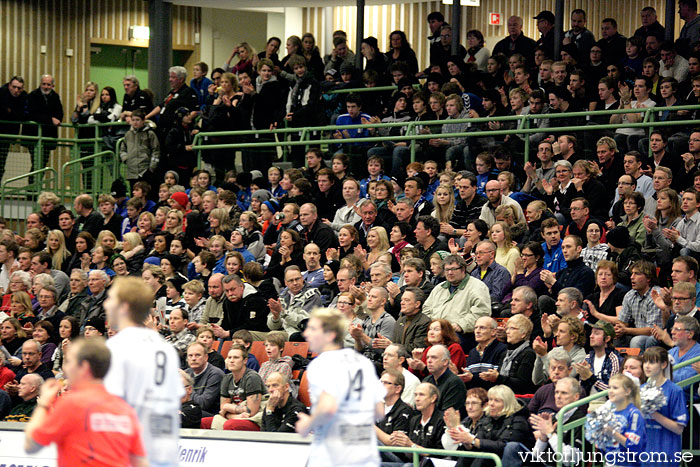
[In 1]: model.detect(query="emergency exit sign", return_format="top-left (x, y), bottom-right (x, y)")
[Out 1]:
top-left (489, 13), bottom-right (501, 25)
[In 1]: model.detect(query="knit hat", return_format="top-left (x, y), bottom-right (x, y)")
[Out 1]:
top-left (236, 172), bottom-right (253, 188)
top-left (340, 61), bottom-right (357, 75)
top-left (433, 250), bottom-right (450, 261)
top-left (165, 170), bottom-right (180, 184)
top-left (85, 316), bottom-right (106, 335)
top-left (250, 170), bottom-right (263, 180)
top-left (324, 259), bottom-right (341, 277)
top-left (396, 78), bottom-right (413, 91)
top-left (170, 191), bottom-right (189, 210)
top-left (606, 226), bottom-right (631, 249)
top-left (263, 199), bottom-right (281, 214)
top-left (110, 179), bottom-right (127, 198)
top-left (144, 256), bottom-right (161, 266)
top-left (162, 254), bottom-right (182, 271)
top-left (426, 72), bottom-right (444, 86)
top-left (252, 189), bottom-right (273, 203)
top-left (166, 275), bottom-right (187, 295)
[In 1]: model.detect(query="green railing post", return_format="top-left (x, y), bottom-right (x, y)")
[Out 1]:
top-left (522, 115), bottom-right (530, 164)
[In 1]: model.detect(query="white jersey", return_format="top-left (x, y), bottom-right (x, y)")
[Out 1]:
top-left (104, 326), bottom-right (184, 466)
top-left (307, 348), bottom-right (385, 467)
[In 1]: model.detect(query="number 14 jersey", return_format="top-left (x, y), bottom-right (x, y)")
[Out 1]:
top-left (104, 326), bottom-right (184, 466)
top-left (307, 348), bottom-right (386, 467)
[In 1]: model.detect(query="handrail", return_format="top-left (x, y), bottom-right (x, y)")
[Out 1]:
top-left (554, 353), bottom-right (700, 467)
top-left (60, 150), bottom-right (116, 200)
top-left (379, 445), bottom-right (503, 467)
top-left (191, 118), bottom-right (700, 152)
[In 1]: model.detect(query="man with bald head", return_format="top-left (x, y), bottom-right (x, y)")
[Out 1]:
top-left (492, 16), bottom-right (537, 64)
top-left (302, 243), bottom-right (325, 288)
top-left (199, 273), bottom-right (225, 327)
top-left (350, 286), bottom-right (396, 364)
top-left (299, 203), bottom-right (337, 252)
top-left (261, 372), bottom-right (307, 432)
top-left (10, 339), bottom-right (55, 385)
top-left (423, 344), bottom-right (467, 414)
top-left (480, 179), bottom-right (526, 227)
top-left (463, 317), bottom-right (507, 390)
top-left (4, 374), bottom-right (43, 422)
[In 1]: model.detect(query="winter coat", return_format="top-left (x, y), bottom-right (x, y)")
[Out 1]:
top-left (120, 125), bottom-right (160, 179)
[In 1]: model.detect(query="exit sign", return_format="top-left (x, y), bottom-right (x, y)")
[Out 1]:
top-left (489, 13), bottom-right (501, 25)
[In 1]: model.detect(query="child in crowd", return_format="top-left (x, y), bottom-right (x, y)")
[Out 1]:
top-left (119, 109), bottom-right (160, 191)
top-left (360, 156), bottom-right (391, 198)
top-left (597, 374), bottom-right (646, 467)
top-left (231, 329), bottom-right (260, 371)
top-left (423, 159), bottom-right (439, 200)
top-left (641, 347), bottom-right (687, 467)
top-left (196, 326), bottom-right (225, 371)
top-left (475, 152), bottom-right (494, 196)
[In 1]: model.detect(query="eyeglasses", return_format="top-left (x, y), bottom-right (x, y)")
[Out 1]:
top-left (381, 380), bottom-right (398, 386)
top-left (521, 253), bottom-right (534, 257)
top-left (444, 267), bottom-right (463, 273)
top-left (672, 327), bottom-right (688, 332)
top-left (672, 296), bottom-right (693, 301)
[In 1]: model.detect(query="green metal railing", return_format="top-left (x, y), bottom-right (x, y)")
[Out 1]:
top-left (0, 167), bottom-right (58, 232)
top-left (190, 104), bottom-right (700, 166)
top-left (61, 150), bottom-right (118, 201)
top-left (555, 353), bottom-right (700, 467)
top-left (378, 445), bottom-right (502, 467)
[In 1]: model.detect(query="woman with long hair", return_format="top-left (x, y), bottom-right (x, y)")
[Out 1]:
top-left (52, 316), bottom-right (79, 376)
top-left (207, 208), bottom-right (233, 239)
top-left (71, 81), bottom-right (101, 190)
top-left (326, 225), bottom-right (360, 262)
top-left (354, 226), bottom-right (391, 271)
top-left (65, 231), bottom-right (95, 273)
top-left (9, 291), bottom-right (35, 326)
top-left (0, 318), bottom-right (27, 364)
top-left (386, 30), bottom-right (419, 75)
top-left (300, 33), bottom-right (325, 81)
top-left (503, 242), bottom-right (547, 301)
top-left (280, 35), bottom-right (302, 73)
top-left (432, 184), bottom-right (457, 239)
top-left (45, 230), bottom-right (71, 274)
top-left (361, 36), bottom-right (389, 82)
top-left (571, 159), bottom-right (609, 222)
top-left (87, 85), bottom-right (122, 129)
top-left (490, 221), bottom-right (520, 274)
top-left (495, 204), bottom-right (527, 245)
top-left (265, 229), bottom-right (305, 281)
top-left (407, 318), bottom-right (466, 380)
top-left (164, 209), bottom-right (184, 236)
top-left (238, 211), bottom-right (265, 262)
top-left (646, 188), bottom-right (682, 285)
top-left (121, 231), bottom-right (146, 274)
top-left (224, 42), bottom-right (254, 76)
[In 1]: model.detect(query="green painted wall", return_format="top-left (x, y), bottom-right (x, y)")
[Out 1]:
top-left (89, 45), bottom-right (191, 99)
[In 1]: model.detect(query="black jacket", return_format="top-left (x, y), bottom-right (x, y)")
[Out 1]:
top-left (408, 408), bottom-right (445, 451)
top-left (474, 401), bottom-right (535, 455)
top-left (122, 88), bottom-right (154, 115)
top-left (377, 397), bottom-right (414, 435)
top-left (261, 394), bottom-right (307, 432)
top-left (0, 83), bottom-right (28, 135)
top-left (251, 79), bottom-right (286, 130)
top-left (24, 88), bottom-right (63, 141)
top-left (551, 257), bottom-right (595, 297)
top-left (452, 195), bottom-right (487, 229)
top-left (301, 220), bottom-right (338, 252)
top-left (157, 84), bottom-right (198, 137)
top-left (165, 125), bottom-right (196, 169)
top-left (495, 342), bottom-right (537, 395)
top-left (180, 400), bottom-right (202, 429)
top-left (424, 368), bottom-right (467, 415)
top-left (222, 285), bottom-right (269, 333)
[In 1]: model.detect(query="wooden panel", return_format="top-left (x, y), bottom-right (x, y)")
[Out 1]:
top-left (0, 0), bottom-right (200, 171)
top-left (304, 0), bottom-right (679, 71)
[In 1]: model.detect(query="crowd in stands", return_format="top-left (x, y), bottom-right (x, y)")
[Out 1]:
top-left (3, 2), bottom-right (700, 465)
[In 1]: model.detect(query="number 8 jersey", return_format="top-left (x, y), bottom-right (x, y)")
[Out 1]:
top-left (307, 348), bottom-right (386, 467)
top-left (104, 326), bottom-right (184, 467)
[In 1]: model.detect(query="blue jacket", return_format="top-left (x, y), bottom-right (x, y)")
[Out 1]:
top-left (581, 347), bottom-right (623, 393)
top-left (542, 240), bottom-right (567, 273)
top-left (190, 76), bottom-right (213, 110)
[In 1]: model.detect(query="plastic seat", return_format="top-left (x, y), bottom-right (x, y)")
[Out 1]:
top-left (249, 340), bottom-right (269, 365)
